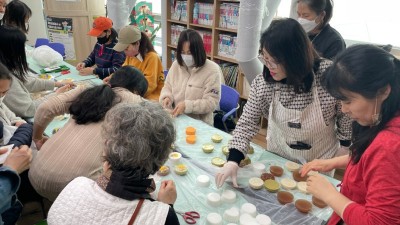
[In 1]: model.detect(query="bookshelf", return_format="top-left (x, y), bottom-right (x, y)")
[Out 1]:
top-left (166, 0), bottom-right (248, 98)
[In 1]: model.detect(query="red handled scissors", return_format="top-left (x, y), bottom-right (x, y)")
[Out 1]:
top-left (176, 211), bottom-right (200, 224)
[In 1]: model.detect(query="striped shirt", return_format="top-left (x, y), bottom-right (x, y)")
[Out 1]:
top-left (83, 41), bottom-right (126, 79)
top-left (228, 59), bottom-right (352, 163)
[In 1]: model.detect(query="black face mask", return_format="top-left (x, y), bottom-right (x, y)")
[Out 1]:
top-left (97, 34), bottom-right (110, 44)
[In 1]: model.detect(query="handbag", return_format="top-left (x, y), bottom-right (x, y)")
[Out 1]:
top-left (127, 199), bottom-right (145, 225)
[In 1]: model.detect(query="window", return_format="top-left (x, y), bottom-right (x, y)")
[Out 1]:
top-left (277, 0), bottom-right (400, 48)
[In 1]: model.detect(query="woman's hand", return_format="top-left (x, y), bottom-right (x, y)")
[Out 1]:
top-left (55, 84), bottom-right (73, 94)
top-left (33, 136), bottom-right (49, 150)
top-left (76, 62), bottom-right (85, 70)
top-left (55, 80), bottom-right (75, 88)
top-left (162, 97), bottom-right (172, 109)
top-left (103, 75), bottom-right (112, 84)
top-left (14, 121), bottom-right (26, 127)
top-left (172, 102), bottom-right (185, 117)
top-left (79, 67), bottom-right (94, 76)
top-left (158, 180), bottom-right (177, 205)
top-left (3, 145), bottom-right (32, 174)
top-left (307, 174), bottom-right (338, 203)
top-left (300, 158), bottom-right (336, 177)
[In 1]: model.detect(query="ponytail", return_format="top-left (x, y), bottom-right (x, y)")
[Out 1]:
top-left (69, 85), bottom-right (119, 124)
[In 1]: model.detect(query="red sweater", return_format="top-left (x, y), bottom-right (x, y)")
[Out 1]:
top-left (328, 114), bottom-right (400, 225)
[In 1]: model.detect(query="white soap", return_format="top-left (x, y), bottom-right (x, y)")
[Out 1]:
top-left (221, 190), bottom-right (237, 203)
top-left (207, 213), bottom-right (223, 225)
top-left (285, 161), bottom-right (300, 172)
top-left (240, 213), bottom-right (257, 225)
top-left (240, 203), bottom-right (257, 217)
top-left (223, 207), bottom-right (240, 223)
top-left (249, 177), bottom-right (264, 190)
top-left (256, 214), bottom-right (272, 225)
top-left (197, 175), bottom-right (210, 187)
top-left (168, 152), bottom-right (181, 164)
top-left (207, 193), bottom-right (221, 207)
top-left (281, 178), bottom-right (297, 190)
top-left (308, 170), bottom-right (319, 176)
top-left (297, 181), bottom-right (308, 194)
top-left (252, 162), bottom-right (266, 174)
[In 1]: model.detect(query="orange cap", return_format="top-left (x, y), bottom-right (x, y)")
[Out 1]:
top-left (88, 17), bottom-right (113, 37)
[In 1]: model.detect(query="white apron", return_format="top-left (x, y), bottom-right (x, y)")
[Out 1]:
top-left (266, 82), bottom-right (339, 163)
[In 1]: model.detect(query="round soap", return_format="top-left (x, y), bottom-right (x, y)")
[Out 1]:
top-left (157, 165), bottom-right (170, 176)
top-left (308, 170), bottom-right (319, 176)
top-left (256, 214), bottom-right (272, 225)
top-left (206, 212), bottom-right (222, 225)
top-left (202, 143), bottom-right (215, 153)
top-left (186, 126), bottom-right (196, 135)
top-left (264, 179), bottom-right (280, 192)
top-left (186, 135), bottom-right (196, 144)
top-left (285, 161), bottom-right (300, 172)
top-left (277, 191), bottom-right (294, 205)
top-left (211, 157), bottom-right (226, 167)
top-left (222, 145), bottom-right (230, 156)
top-left (312, 196), bottom-right (327, 208)
top-left (239, 156), bottom-right (251, 167)
top-left (260, 173), bottom-right (275, 181)
top-left (252, 162), bottom-right (266, 174)
top-left (174, 164), bottom-right (188, 176)
top-left (240, 214), bottom-right (257, 225)
top-left (295, 199), bottom-right (312, 213)
top-left (240, 203), bottom-right (257, 217)
top-left (207, 193), bottom-right (221, 207)
top-left (280, 178), bottom-right (297, 190)
top-left (297, 181), bottom-right (308, 194)
top-left (221, 190), bottom-right (236, 203)
top-left (223, 207), bottom-right (240, 223)
top-left (211, 134), bottom-right (223, 143)
top-left (248, 145), bottom-right (254, 154)
top-left (249, 177), bottom-right (264, 190)
top-left (269, 165), bottom-right (284, 177)
top-left (196, 175), bottom-right (210, 187)
top-left (293, 169), bottom-right (308, 182)
top-left (169, 152), bottom-right (181, 164)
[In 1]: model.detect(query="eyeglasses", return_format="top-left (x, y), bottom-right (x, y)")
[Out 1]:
top-left (258, 53), bottom-right (279, 69)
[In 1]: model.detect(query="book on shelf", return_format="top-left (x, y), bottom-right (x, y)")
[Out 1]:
top-left (218, 33), bottom-right (238, 59)
top-left (219, 2), bottom-right (240, 29)
top-left (171, 49), bottom-right (176, 63)
top-left (196, 30), bottom-right (212, 55)
top-left (171, 24), bottom-right (186, 46)
top-left (193, 2), bottom-right (214, 26)
top-left (218, 62), bottom-right (238, 88)
top-left (171, 0), bottom-right (188, 22)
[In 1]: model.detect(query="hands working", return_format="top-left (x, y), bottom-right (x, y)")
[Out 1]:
top-left (158, 180), bottom-right (177, 205)
top-left (2, 145), bottom-right (32, 174)
top-left (215, 161), bottom-right (239, 188)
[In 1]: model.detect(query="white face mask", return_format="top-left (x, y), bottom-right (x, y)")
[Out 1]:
top-left (182, 54), bottom-right (194, 67)
top-left (0, 13), bottom-right (4, 20)
top-left (298, 17), bottom-right (318, 33)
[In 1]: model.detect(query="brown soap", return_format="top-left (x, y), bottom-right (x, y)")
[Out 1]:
top-left (277, 191), bottom-right (294, 205)
top-left (260, 172), bottom-right (275, 181)
top-left (292, 169), bottom-right (308, 182)
top-left (270, 166), bottom-right (284, 177)
top-left (312, 196), bottom-right (327, 208)
top-left (295, 199), bottom-right (312, 213)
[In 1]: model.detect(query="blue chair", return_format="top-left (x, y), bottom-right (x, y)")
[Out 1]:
top-left (35, 38), bottom-right (49, 48)
top-left (163, 70), bottom-right (168, 79)
top-left (219, 84), bottom-right (240, 132)
top-left (48, 42), bottom-right (66, 58)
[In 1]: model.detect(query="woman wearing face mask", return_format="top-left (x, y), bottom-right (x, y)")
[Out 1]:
top-left (108, 25), bottom-right (163, 101)
top-left (76, 17), bottom-right (125, 79)
top-left (297, 0), bottom-right (345, 59)
top-left (159, 29), bottom-right (222, 125)
top-left (1, 0), bottom-right (31, 33)
top-left (215, 18), bottom-right (352, 188)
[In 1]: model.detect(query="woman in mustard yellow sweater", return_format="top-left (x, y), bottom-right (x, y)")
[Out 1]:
top-left (107, 25), bottom-right (164, 101)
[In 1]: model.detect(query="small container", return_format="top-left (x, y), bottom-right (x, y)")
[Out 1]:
top-left (169, 152), bottom-right (182, 164)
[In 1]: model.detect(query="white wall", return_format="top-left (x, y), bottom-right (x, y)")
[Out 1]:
top-left (21, 0), bottom-right (47, 46)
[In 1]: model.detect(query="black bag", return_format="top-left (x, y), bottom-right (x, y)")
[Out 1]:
top-left (213, 110), bottom-right (236, 132)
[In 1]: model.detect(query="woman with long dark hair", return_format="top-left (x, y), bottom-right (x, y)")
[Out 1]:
top-left (302, 45), bottom-right (400, 225)
top-left (1, 0), bottom-right (31, 33)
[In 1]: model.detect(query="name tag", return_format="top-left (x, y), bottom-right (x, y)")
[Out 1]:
top-left (288, 122), bottom-right (301, 129)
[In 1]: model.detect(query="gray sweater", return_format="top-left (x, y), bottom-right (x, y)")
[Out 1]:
top-left (4, 73), bottom-right (55, 118)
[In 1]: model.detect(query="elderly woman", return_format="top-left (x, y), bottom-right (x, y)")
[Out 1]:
top-left (47, 102), bottom-right (180, 225)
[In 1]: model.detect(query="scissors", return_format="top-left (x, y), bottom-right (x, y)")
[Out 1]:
top-left (176, 211), bottom-right (200, 224)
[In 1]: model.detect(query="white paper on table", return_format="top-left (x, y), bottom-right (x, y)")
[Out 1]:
top-left (0, 144), bottom-right (15, 164)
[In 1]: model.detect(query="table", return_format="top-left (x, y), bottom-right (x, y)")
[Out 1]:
top-left (154, 115), bottom-right (339, 225)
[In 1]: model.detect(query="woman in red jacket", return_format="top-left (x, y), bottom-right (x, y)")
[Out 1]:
top-left (301, 44), bottom-right (400, 225)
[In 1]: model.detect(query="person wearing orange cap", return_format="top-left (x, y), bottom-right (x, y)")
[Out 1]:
top-left (104, 25), bottom-right (164, 101)
top-left (76, 17), bottom-right (125, 80)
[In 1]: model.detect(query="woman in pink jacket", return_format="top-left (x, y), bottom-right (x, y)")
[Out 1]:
top-left (302, 45), bottom-right (400, 225)
top-left (159, 29), bottom-right (223, 125)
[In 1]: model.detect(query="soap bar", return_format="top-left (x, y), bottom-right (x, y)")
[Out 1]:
top-left (285, 161), bottom-right (300, 172)
top-left (221, 190), bottom-right (236, 203)
top-left (240, 203), bottom-right (257, 217)
top-left (292, 169), bottom-right (308, 182)
top-left (206, 212), bottom-right (222, 225)
top-left (277, 191), bottom-right (294, 205)
top-left (280, 178), bottom-right (297, 190)
top-left (211, 157), bottom-right (226, 167)
top-left (202, 143), bottom-right (215, 153)
top-left (197, 175), bottom-right (210, 187)
top-left (295, 199), bottom-right (312, 213)
top-left (256, 214), bottom-right (272, 225)
top-left (222, 145), bottom-right (230, 156)
top-left (260, 173), bottom-right (275, 181)
top-left (269, 165), bottom-right (284, 177)
top-left (239, 156), bottom-right (251, 167)
top-left (157, 166), bottom-right (170, 176)
top-left (207, 193), bottom-right (221, 207)
top-left (264, 179), bottom-right (280, 192)
top-left (249, 177), bottom-right (264, 190)
top-left (312, 196), bottom-right (327, 208)
top-left (239, 214), bottom-right (257, 225)
top-left (252, 162), bottom-right (266, 174)
top-left (223, 207), bottom-right (240, 223)
top-left (186, 135), bottom-right (196, 144)
top-left (174, 164), bottom-right (188, 176)
top-left (168, 152), bottom-right (181, 164)
top-left (186, 126), bottom-right (196, 135)
top-left (297, 181), bottom-right (308, 194)
top-left (211, 134), bottom-right (223, 143)
top-left (248, 145), bottom-right (254, 154)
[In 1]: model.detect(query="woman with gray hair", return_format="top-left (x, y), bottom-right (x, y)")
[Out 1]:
top-left (47, 102), bottom-right (180, 225)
